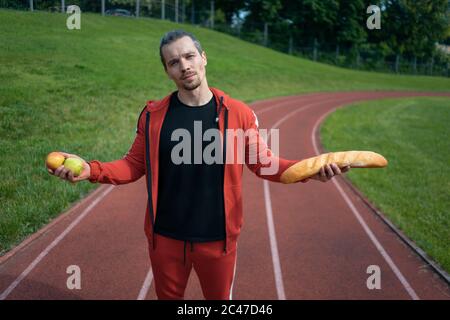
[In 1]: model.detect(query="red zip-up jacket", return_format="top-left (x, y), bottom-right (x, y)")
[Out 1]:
top-left (87, 87), bottom-right (300, 253)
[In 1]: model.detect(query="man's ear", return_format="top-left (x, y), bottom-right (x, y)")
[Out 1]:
top-left (202, 51), bottom-right (207, 66)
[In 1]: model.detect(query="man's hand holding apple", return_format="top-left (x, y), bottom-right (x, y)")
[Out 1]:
top-left (46, 152), bottom-right (90, 183)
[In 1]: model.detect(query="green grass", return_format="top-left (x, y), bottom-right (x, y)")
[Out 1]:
top-left (320, 97), bottom-right (450, 273)
top-left (0, 9), bottom-right (449, 258)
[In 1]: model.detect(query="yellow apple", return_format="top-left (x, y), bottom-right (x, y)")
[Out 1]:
top-left (46, 152), bottom-right (65, 171)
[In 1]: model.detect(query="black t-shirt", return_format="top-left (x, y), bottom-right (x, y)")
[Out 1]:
top-left (154, 91), bottom-right (226, 242)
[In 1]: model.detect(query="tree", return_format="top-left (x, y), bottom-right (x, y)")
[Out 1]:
top-left (243, 0), bottom-right (282, 30)
top-left (381, 0), bottom-right (448, 60)
top-left (215, 0), bottom-right (246, 25)
top-left (335, 0), bottom-right (367, 48)
top-left (278, 0), bottom-right (339, 46)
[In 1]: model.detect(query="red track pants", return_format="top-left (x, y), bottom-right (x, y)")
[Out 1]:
top-left (148, 233), bottom-right (238, 300)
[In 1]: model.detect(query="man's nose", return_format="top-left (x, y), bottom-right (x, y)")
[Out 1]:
top-left (180, 58), bottom-right (190, 72)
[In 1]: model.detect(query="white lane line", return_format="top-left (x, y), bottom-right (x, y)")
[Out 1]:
top-left (229, 243), bottom-right (238, 300)
top-left (263, 180), bottom-right (286, 300)
top-left (260, 98), bottom-right (337, 300)
top-left (311, 106), bottom-right (420, 300)
top-left (137, 268), bottom-right (154, 300)
top-left (254, 93), bottom-right (330, 116)
top-left (0, 185), bottom-right (114, 300)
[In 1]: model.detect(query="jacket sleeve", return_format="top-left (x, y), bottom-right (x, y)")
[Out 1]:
top-left (87, 107), bottom-right (147, 185)
top-left (244, 108), bottom-right (306, 183)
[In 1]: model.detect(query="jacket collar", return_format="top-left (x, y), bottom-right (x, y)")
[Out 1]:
top-left (146, 87), bottom-right (230, 112)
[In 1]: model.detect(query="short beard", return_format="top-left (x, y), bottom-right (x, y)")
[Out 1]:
top-left (182, 77), bottom-right (201, 91)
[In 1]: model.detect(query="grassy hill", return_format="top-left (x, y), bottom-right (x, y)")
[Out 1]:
top-left (0, 9), bottom-right (449, 255)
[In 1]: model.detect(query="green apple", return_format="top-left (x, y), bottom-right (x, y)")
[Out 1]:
top-left (63, 157), bottom-right (84, 177)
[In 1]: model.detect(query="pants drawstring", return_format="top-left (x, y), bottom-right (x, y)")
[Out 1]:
top-left (183, 241), bottom-right (195, 267)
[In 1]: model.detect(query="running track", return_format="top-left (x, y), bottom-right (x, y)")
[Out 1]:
top-left (1, 91), bottom-right (449, 300)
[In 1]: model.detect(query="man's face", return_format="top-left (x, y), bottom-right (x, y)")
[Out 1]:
top-left (162, 36), bottom-right (207, 91)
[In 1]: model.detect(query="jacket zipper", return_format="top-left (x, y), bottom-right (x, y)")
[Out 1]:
top-left (219, 96), bottom-right (229, 254)
top-left (145, 111), bottom-right (156, 250)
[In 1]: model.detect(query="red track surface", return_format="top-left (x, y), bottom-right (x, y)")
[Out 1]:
top-left (1, 91), bottom-right (449, 300)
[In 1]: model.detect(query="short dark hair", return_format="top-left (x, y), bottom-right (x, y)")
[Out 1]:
top-left (159, 30), bottom-right (203, 70)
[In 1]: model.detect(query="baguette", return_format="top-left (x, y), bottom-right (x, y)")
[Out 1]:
top-left (280, 151), bottom-right (388, 184)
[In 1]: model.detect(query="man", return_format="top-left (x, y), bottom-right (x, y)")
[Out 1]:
top-left (48, 30), bottom-right (350, 300)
